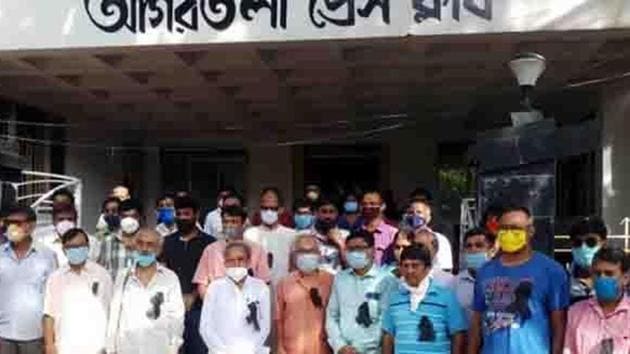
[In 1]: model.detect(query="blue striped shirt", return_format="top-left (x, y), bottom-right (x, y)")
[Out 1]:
top-left (382, 280), bottom-right (468, 354)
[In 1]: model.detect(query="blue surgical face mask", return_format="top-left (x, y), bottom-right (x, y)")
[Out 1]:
top-left (294, 214), bottom-right (314, 231)
top-left (157, 208), bottom-right (175, 226)
top-left (296, 253), bottom-right (320, 273)
top-left (134, 251), bottom-right (157, 268)
top-left (405, 213), bottom-right (426, 230)
top-left (464, 252), bottom-right (488, 271)
top-left (66, 246), bottom-right (89, 265)
top-left (344, 201), bottom-right (359, 214)
top-left (572, 245), bottom-right (600, 268)
top-left (346, 250), bottom-right (370, 270)
top-left (594, 276), bottom-right (621, 302)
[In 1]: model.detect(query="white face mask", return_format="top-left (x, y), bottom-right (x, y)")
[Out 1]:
top-left (120, 217), bottom-right (140, 235)
top-left (225, 267), bottom-right (248, 282)
top-left (260, 210), bottom-right (279, 226)
top-left (55, 220), bottom-right (76, 237)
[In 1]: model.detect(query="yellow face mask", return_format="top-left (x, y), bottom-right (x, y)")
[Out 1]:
top-left (497, 229), bottom-right (528, 253)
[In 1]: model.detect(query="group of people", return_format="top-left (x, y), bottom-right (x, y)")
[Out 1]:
top-left (0, 184), bottom-right (628, 354)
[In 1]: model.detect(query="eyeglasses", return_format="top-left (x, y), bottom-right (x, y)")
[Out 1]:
top-left (261, 207), bottom-right (279, 211)
top-left (571, 237), bottom-right (599, 248)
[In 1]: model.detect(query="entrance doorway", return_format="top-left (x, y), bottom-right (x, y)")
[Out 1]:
top-left (303, 145), bottom-right (383, 199)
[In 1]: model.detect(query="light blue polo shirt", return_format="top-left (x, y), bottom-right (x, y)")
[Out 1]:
top-left (0, 242), bottom-right (57, 340)
top-left (382, 280), bottom-right (468, 354)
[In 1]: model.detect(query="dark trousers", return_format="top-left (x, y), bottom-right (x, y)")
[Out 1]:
top-left (180, 307), bottom-right (207, 354)
top-left (0, 338), bottom-right (43, 354)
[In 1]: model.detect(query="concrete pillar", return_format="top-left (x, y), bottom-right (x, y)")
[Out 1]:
top-left (142, 147), bottom-right (162, 226)
top-left (246, 144), bottom-right (293, 210)
top-left (601, 82), bottom-right (630, 234)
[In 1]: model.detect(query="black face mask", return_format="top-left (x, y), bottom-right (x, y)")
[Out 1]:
top-left (104, 214), bottom-right (120, 231)
top-left (176, 219), bottom-right (196, 234)
top-left (315, 218), bottom-right (336, 234)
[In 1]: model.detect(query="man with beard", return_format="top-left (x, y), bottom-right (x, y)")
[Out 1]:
top-left (161, 196), bottom-right (216, 354)
top-left (311, 198), bottom-right (349, 274)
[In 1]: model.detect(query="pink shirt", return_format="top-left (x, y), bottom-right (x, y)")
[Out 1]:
top-left (275, 271), bottom-right (334, 354)
top-left (362, 220), bottom-right (398, 265)
top-left (192, 240), bottom-right (271, 285)
top-left (564, 296), bottom-right (630, 354)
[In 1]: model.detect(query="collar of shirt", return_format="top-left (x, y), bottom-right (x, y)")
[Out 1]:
top-left (361, 220), bottom-right (386, 234)
top-left (62, 260), bottom-right (98, 275)
top-left (587, 295), bottom-right (630, 318)
top-left (127, 263), bottom-right (169, 286)
top-left (400, 278), bottom-right (439, 297)
top-left (2, 240), bottom-right (39, 259)
top-left (351, 264), bottom-right (379, 279)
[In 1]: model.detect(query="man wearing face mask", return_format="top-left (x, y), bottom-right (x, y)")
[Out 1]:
top-left (468, 206), bottom-right (569, 354)
top-left (106, 228), bottom-right (185, 354)
top-left (305, 185), bottom-right (321, 206)
top-left (199, 242), bottom-right (271, 354)
top-left (338, 193), bottom-right (362, 231)
top-left (567, 216), bottom-right (608, 304)
top-left (96, 197), bottom-right (121, 241)
top-left (454, 228), bottom-right (493, 320)
top-left (311, 198), bottom-right (349, 274)
top-left (161, 196), bottom-right (216, 354)
top-left (203, 188), bottom-right (238, 238)
top-left (325, 230), bottom-right (398, 354)
top-left (382, 245), bottom-right (468, 354)
top-left (43, 228), bottom-right (113, 354)
top-left (244, 187), bottom-right (296, 284)
top-left (98, 199), bottom-right (143, 279)
top-left (194, 206), bottom-right (271, 298)
top-left (275, 235), bottom-right (334, 354)
top-left (293, 199), bottom-right (315, 232)
top-left (564, 246), bottom-right (630, 354)
top-left (0, 205), bottom-right (57, 354)
top-left (39, 203), bottom-right (100, 266)
top-left (359, 190), bottom-right (397, 266)
top-left (405, 197), bottom-right (454, 272)
top-left (155, 193), bottom-right (177, 238)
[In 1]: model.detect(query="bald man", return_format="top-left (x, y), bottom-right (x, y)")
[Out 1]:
top-left (275, 235), bottom-right (334, 354)
top-left (106, 229), bottom-right (185, 354)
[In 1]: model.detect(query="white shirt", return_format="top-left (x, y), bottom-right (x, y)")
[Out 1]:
top-left (434, 232), bottom-right (453, 271)
top-left (37, 230), bottom-right (100, 267)
top-left (106, 264), bottom-right (185, 354)
top-left (200, 276), bottom-right (270, 354)
top-left (44, 261), bottom-right (113, 354)
top-left (429, 267), bottom-right (456, 289)
top-left (244, 225), bottom-right (296, 284)
top-left (204, 209), bottom-right (223, 238)
top-left (454, 269), bottom-right (476, 320)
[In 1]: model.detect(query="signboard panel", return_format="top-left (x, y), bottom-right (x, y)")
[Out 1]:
top-left (0, 0), bottom-right (628, 50)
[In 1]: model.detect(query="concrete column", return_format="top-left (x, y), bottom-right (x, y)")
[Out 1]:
top-left (601, 82), bottom-right (630, 234)
top-left (246, 144), bottom-right (293, 210)
top-left (142, 147), bottom-right (162, 226)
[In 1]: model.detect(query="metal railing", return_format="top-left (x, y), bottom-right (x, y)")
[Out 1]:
top-left (5, 170), bottom-right (82, 226)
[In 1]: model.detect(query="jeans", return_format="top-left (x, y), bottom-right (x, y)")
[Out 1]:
top-left (181, 307), bottom-right (207, 354)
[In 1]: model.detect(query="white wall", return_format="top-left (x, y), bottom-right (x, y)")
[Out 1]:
top-left (601, 82), bottom-right (630, 234)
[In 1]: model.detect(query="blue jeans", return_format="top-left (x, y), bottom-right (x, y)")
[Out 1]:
top-left (180, 307), bottom-right (207, 354)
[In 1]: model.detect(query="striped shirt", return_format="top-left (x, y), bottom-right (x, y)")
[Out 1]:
top-left (382, 280), bottom-right (468, 354)
top-left (97, 234), bottom-right (134, 280)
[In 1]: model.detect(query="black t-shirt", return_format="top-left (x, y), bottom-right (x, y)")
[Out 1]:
top-left (161, 231), bottom-right (216, 294)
